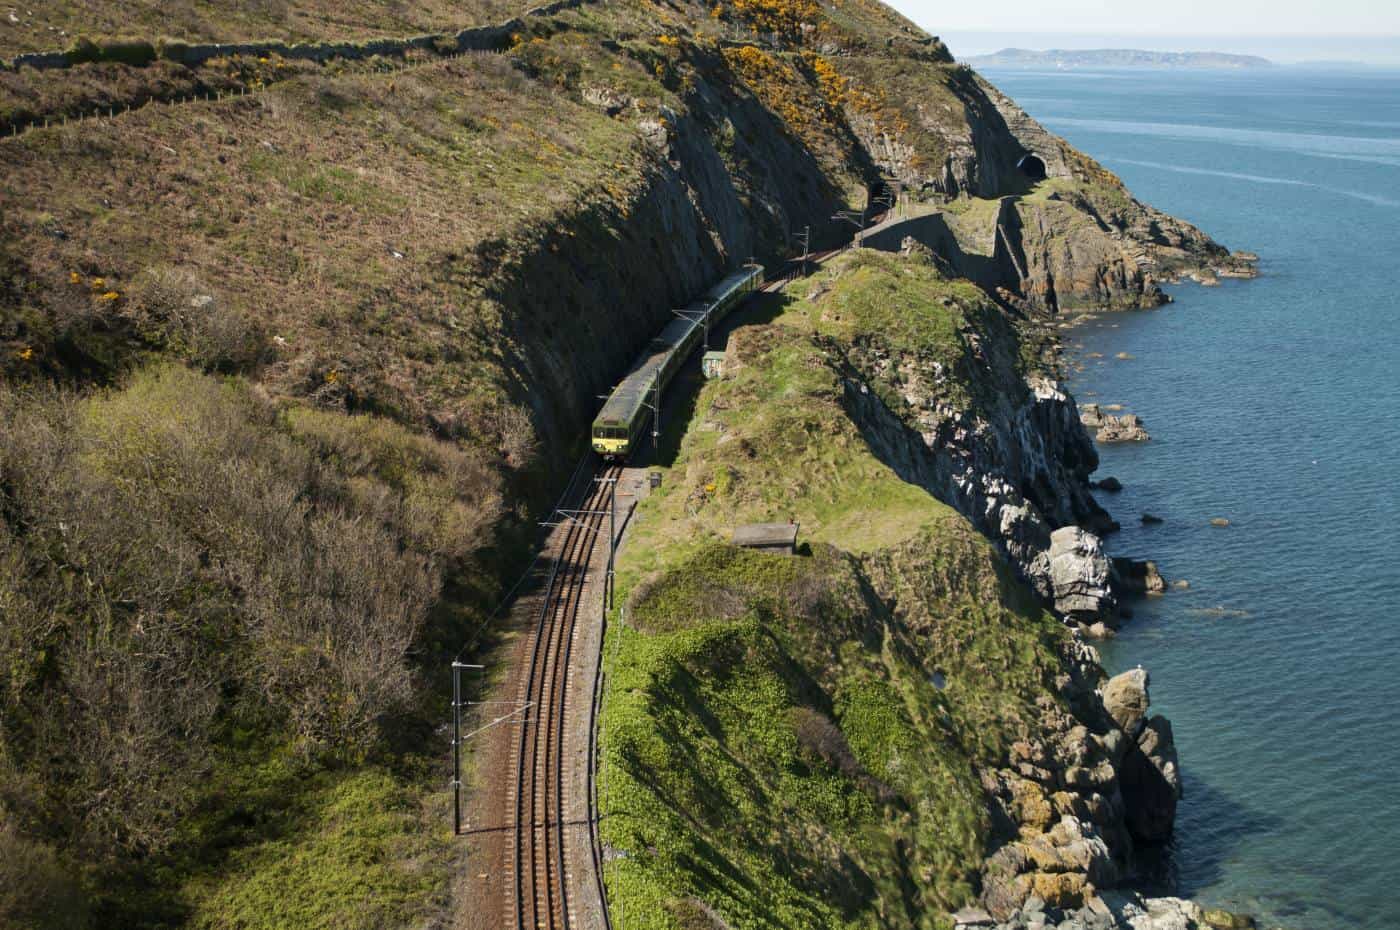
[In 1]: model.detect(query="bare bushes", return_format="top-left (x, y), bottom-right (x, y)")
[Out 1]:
top-left (122, 265), bottom-right (265, 371)
top-left (0, 364), bottom-right (500, 863)
top-left (284, 406), bottom-right (503, 566)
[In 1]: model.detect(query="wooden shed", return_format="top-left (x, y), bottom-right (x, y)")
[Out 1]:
top-left (732, 522), bottom-right (799, 556)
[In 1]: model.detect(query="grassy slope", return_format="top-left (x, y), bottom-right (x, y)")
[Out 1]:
top-left (0, 48), bottom-right (649, 425)
top-left (599, 254), bottom-right (1069, 929)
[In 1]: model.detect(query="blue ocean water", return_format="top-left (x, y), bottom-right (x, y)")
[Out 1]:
top-left (980, 67), bottom-right (1400, 930)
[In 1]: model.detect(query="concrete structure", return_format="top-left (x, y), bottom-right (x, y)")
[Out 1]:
top-left (732, 522), bottom-right (799, 556)
top-left (701, 350), bottom-right (726, 379)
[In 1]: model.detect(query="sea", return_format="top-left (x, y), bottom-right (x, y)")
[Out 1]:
top-left (977, 66), bottom-right (1400, 930)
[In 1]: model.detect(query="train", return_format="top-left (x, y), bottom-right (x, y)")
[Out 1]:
top-left (591, 264), bottom-right (763, 459)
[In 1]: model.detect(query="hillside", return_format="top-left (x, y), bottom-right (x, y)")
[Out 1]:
top-left (0, 0), bottom-right (1252, 927)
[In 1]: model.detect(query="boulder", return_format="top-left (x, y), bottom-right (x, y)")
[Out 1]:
top-left (1090, 476), bottom-right (1123, 492)
top-left (1080, 403), bottom-right (1105, 428)
top-left (1140, 513), bottom-right (1163, 525)
top-left (1048, 527), bottom-right (1115, 622)
top-left (1137, 716), bottom-right (1181, 798)
top-left (1202, 907), bottom-right (1257, 929)
top-left (953, 905), bottom-right (996, 927)
top-left (1102, 669), bottom-right (1150, 737)
top-left (1209, 517), bottom-right (1230, 527)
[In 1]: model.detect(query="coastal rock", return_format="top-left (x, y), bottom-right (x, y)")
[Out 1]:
top-left (1080, 403), bottom-right (1105, 428)
top-left (990, 892), bottom-right (1214, 930)
top-left (1111, 558), bottom-right (1166, 596)
top-left (1091, 476), bottom-right (1123, 492)
top-left (1117, 706), bottom-right (1181, 843)
top-left (1096, 414), bottom-right (1149, 443)
top-left (1102, 669), bottom-right (1150, 737)
top-left (1048, 527), bottom-right (1115, 622)
top-left (1140, 513), bottom-right (1163, 525)
top-left (1201, 908), bottom-right (1256, 929)
top-left (1209, 518), bottom-right (1230, 527)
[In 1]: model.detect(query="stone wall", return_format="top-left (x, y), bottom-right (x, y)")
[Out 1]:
top-left (2, 0), bottom-right (592, 72)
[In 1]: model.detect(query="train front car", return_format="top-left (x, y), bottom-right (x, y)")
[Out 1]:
top-left (591, 418), bottom-right (631, 458)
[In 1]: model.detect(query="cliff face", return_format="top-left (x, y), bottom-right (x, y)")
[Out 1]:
top-left (814, 251), bottom-right (1115, 621)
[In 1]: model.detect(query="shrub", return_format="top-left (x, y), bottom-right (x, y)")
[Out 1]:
top-left (63, 37), bottom-right (156, 67)
top-left (122, 265), bottom-right (266, 371)
top-left (0, 819), bottom-right (89, 930)
top-left (0, 365), bottom-right (477, 870)
top-left (98, 39), bottom-right (157, 66)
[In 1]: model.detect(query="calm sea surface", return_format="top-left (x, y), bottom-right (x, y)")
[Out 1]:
top-left (980, 66), bottom-right (1400, 930)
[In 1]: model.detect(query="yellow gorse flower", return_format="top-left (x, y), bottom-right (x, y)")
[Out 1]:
top-left (98, 291), bottom-right (120, 301)
top-left (16, 346), bottom-right (34, 361)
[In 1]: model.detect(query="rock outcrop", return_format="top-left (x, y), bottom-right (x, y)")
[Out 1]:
top-left (1096, 414), bottom-right (1150, 443)
top-left (1112, 558), bottom-right (1166, 596)
top-left (1101, 670), bottom-right (1181, 843)
top-left (1049, 527), bottom-right (1116, 622)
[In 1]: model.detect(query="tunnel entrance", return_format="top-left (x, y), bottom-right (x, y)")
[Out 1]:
top-left (1017, 153), bottom-right (1047, 181)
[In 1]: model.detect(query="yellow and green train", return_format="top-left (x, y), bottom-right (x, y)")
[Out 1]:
top-left (592, 264), bottom-right (762, 459)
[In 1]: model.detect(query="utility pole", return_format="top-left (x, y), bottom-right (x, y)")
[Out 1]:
top-left (451, 661), bottom-right (484, 835)
top-left (795, 225), bottom-right (811, 273)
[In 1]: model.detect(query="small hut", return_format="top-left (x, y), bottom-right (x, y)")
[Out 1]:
top-left (701, 350), bottom-right (727, 379)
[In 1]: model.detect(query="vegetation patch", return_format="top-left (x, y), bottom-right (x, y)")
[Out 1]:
top-left (0, 365), bottom-right (502, 926)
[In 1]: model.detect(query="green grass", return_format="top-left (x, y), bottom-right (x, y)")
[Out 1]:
top-left (597, 253), bottom-right (1072, 929)
top-left (188, 767), bottom-right (451, 930)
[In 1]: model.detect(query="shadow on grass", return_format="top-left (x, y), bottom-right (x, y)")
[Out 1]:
top-left (633, 289), bottom-right (795, 470)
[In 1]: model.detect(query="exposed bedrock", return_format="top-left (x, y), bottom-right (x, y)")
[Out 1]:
top-left (977, 648), bottom-right (1184, 919)
top-left (1102, 669), bottom-right (1181, 843)
top-left (480, 72), bottom-right (848, 459)
top-left (833, 288), bottom-right (1119, 623)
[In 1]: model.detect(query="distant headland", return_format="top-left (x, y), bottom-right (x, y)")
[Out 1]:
top-left (965, 47), bottom-right (1274, 69)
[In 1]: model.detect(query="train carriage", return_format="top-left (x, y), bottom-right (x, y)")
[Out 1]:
top-left (592, 264), bottom-right (761, 459)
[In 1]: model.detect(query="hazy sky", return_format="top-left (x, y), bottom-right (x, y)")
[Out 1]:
top-left (887, 0), bottom-right (1400, 63)
top-left (888, 0), bottom-right (1400, 36)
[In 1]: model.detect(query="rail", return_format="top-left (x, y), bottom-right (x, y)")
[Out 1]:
top-left (512, 460), bottom-right (619, 930)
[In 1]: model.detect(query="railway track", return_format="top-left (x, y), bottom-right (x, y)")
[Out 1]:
top-left (510, 460), bottom-right (620, 930)
top-left (501, 223), bottom-right (877, 930)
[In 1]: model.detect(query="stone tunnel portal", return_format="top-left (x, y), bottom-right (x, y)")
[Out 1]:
top-left (1017, 153), bottom-right (1048, 181)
